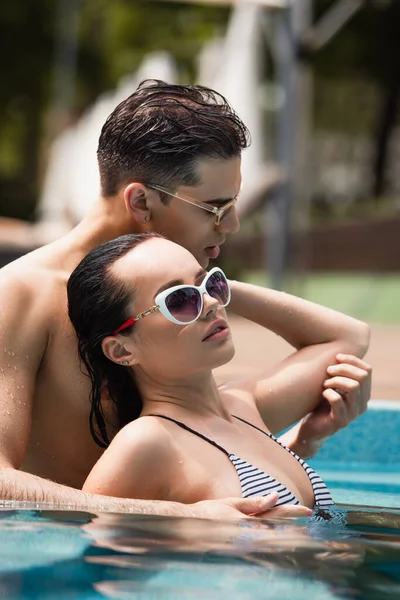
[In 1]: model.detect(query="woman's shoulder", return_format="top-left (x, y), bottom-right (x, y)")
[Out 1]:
top-left (84, 416), bottom-right (181, 499)
top-left (114, 415), bottom-right (177, 456)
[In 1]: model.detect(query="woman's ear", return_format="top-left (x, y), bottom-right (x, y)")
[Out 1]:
top-left (101, 336), bottom-right (139, 367)
top-left (124, 183), bottom-right (151, 225)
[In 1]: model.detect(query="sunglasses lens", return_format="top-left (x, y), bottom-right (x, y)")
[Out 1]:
top-left (206, 271), bottom-right (230, 306)
top-left (165, 288), bottom-right (201, 322)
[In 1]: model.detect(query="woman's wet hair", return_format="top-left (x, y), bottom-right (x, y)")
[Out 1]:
top-left (97, 79), bottom-right (250, 197)
top-left (67, 232), bottom-right (162, 448)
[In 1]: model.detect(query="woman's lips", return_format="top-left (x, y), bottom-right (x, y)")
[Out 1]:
top-left (203, 324), bottom-right (229, 342)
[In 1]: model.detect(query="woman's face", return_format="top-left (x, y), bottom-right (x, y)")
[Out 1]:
top-left (111, 238), bottom-right (235, 381)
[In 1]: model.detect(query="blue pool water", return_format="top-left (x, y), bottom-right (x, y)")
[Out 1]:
top-left (310, 400), bottom-right (400, 509)
top-left (1, 402), bottom-right (400, 599)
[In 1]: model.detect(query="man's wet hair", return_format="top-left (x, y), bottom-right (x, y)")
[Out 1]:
top-left (97, 79), bottom-right (250, 197)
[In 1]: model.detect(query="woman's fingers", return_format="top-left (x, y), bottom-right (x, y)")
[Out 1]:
top-left (322, 387), bottom-right (350, 426)
top-left (335, 354), bottom-right (371, 371)
top-left (326, 363), bottom-right (369, 380)
top-left (323, 375), bottom-right (361, 391)
top-left (324, 354), bottom-right (371, 417)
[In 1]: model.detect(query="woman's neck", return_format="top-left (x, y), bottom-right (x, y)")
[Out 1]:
top-left (138, 370), bottom-right (232, 422)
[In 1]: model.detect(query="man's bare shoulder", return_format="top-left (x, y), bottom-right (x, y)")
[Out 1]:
top-left (0, 240), bottom-right (72, 355)
top-left (0, 240), bottom-right (70, 302)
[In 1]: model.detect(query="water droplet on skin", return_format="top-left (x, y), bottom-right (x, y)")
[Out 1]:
top-left (7, 351), bottom-right (11, 356)
top-left (51, 456), bottom-right (55, 460)
top-left (11, 352), bottom-right (15, 356)
top-left (17, 386), bottom-right (20, 390)
top-left (10, 394), bottom-right (14, 400)
top-left (3, 349), bottom-right (6, 353)
top-left (21, 385), bottom-right (24, 389)
top-left (7, 364), bottom-right (10, 368)
top-left (13, 366), bottom-right (17, 371)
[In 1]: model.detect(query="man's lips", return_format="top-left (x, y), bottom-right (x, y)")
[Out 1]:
top-left (202, 319), bottom-right (229, 341)
top-left (205, 246), bottom-right (221, 259)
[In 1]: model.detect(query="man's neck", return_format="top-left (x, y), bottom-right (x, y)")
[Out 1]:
top-left (56, 195), bottom-right (143, 270)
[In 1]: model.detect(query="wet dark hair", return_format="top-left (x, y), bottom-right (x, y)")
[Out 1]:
top-left (97, 79), bottom-right (251, 197)
top-left (67, 233), bottom-right (162, 448)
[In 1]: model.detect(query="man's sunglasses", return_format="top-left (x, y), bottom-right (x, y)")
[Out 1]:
top-left (112, 267), bottom-right (230, 334)
top-left (147, 184), bottom-right (237, 226)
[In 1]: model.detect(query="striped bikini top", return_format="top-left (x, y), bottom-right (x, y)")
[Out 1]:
top-left (150, 413), bottom-right (333, 508)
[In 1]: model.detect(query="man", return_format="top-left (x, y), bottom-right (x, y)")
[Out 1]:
top-left (0, 80), bottom-right (370, 518)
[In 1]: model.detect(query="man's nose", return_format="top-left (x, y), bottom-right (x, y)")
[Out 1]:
top-left (216, 206), bottom-right (240, 234)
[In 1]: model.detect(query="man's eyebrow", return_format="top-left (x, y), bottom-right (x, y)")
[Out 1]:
top-left (154, 268), bottom-right (206, 298)
top-left (205, 196), bottom-right (237, 206)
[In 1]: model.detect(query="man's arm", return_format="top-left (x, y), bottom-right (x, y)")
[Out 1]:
top-left (0, 273), bottom-right (50, 473)
top-left (0, 466), bottom-right (285, 518)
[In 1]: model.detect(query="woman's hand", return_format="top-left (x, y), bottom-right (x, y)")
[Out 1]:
top-left (294, 354), bottom-right (371, 457)
top-left (322, 354), bottom-right (371, 420)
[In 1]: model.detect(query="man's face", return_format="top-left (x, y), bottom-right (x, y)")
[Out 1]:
top-left (150, 156), bottom-right (241, 268)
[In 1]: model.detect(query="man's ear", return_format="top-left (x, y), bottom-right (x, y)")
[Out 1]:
top-left (101, 335), bottom-right (139, 367)
top-left (124, 183), bottom-right (152, 225)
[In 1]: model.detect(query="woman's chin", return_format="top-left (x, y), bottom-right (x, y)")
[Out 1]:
top-left (208, 342), bottom-right (236, 369)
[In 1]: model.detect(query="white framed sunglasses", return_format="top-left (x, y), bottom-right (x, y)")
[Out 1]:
top-left (112, 267), bottom-right (231, 334)
top-left (147, 183), bottom-right (238, 226)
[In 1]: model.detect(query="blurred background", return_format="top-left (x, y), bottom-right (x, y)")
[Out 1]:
top-left (0, 0), bottom-right (399, 397)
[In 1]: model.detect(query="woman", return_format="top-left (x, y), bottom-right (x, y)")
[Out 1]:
top-left (67, 233), bottom-right (370, 512)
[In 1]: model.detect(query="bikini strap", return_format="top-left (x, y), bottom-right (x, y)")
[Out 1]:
top-left (232, 414), bottom-right (274, 438)
top-left (148, 414), bottom-right (230, 457)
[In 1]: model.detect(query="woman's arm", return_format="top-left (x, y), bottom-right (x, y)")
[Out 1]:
top-left (279, 354), bottom-right (371, 458)
top-left (226, 280), bottom-right (370, 435)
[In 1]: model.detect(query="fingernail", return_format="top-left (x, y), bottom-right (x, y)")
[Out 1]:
top-left (337, 353), bottom-right (344, 359)
top-left (327, 366), bottom-right (334, 373)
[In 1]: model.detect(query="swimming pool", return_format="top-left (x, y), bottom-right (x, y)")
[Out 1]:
top-left (1, 401), bottom-right (399, 599)
top-left (310, 400), bottom-right (400, 509)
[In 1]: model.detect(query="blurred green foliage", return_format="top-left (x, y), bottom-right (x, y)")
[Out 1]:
top-left (0, 0), bottom-right (229, 220)
top-left (245, 270), bottom-right (400, 324)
